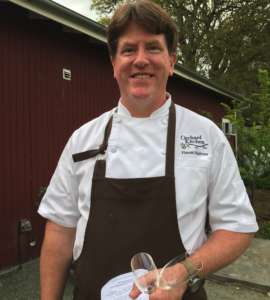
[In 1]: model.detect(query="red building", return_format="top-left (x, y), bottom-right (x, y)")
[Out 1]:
top-left (0, 0), bottom-right (243, 272)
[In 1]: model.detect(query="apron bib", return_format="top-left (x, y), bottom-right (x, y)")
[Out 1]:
top-left (72, 102), bottom-right (207, 300)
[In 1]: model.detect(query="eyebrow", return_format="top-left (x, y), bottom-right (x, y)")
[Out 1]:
top-left (119, 42), bottom-right (136, 49)
top-left (120, 40), bottom-right (164, 49)
top-left (146, 40), bottom-right (163, 46)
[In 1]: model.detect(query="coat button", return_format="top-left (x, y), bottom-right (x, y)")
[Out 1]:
top-left (115, 118), bottom-right (121, 123)
top-left (111, 147), bottom-right (117, 153)
top-left (161, 149), bottom-right (166, 155)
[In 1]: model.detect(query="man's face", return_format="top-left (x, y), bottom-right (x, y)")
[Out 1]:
top-left (111, 22), bottom-right (176, 113)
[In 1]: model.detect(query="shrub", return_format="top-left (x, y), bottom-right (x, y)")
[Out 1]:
top-left (261, 221), bottom-right (270, 240)
top-left (256, 171), bottom-right (270, 190)
top-left (36, 186), bottom-right (48, 207)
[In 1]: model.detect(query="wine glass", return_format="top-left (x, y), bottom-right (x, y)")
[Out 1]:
top-left (159, 250), bottom-right (203, 290)
top-left (131, 252), bottom-right (159, 294)
top-left (131, 251), bottom-right (203, 294)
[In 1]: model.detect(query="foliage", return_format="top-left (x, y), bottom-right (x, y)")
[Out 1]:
top-left (90, 0), bottom-right (270, 96)
top-left (198, 109), bottom-right (222, 130)
top-left (36, 186), bottom-right (48, 207)
top-left (221, 70), bottom-right (270, 205)
top-left (38, 186), bottom-right (47, 197)
top-left (98, 16), bottom-right (112, 26)
top-left (261, 221), bottom-right (270, 240)
top-left (256, 170), bottom-right (270, 190)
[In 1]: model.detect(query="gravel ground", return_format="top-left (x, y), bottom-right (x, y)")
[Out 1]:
top-left (0, 258), bottom-right (269, 300)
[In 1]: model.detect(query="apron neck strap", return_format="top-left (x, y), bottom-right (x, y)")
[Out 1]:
top-left (72, 111), bottom-right (116, 163)
top-left (165, 101), bottom-right (176, 177)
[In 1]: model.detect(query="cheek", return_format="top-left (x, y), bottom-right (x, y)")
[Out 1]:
top-left (118, 66), bottom-right (130, 80)
top-left (156, 59), bottom-right (171, 74)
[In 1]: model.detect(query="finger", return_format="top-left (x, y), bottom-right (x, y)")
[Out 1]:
top-left (149, 288), bottom-right (171, 300)
top-left (149, 284), bottom-right (185, 300)
top-left (129, 282), bottom-right (142, 299)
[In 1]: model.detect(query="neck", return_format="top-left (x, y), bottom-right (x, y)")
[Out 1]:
top-left (121, 94), bottom-right (168, 118)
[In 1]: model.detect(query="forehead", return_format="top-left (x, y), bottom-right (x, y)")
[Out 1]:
top-left (118, 22), bottom-right (166, 46)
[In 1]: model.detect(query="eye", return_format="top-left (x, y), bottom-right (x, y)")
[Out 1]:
top-left (149, 46), bottom-right (160, 52)
top-left (123, 48), bottom-right (134, 55)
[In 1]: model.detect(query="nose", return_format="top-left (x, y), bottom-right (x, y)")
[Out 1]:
top-left (134, 47), bottom-right (149, 68)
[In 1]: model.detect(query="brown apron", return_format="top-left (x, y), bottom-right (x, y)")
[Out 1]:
top-left (72, 102), bottom-right (207, 300)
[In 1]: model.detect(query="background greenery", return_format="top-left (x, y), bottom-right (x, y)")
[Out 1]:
top-left (91, 0), bottom-right (270, 98)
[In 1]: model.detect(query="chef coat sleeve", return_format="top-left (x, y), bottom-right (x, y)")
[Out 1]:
top-left (38, 135), bottom-right (80, 228)
top-left (208, 131), bottom-right (258, 233)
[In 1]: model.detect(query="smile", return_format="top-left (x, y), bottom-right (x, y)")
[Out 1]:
top-left (132, 75), bottom-right (152, 79)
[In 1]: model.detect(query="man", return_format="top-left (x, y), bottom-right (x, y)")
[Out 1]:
top-left (38, 1), bottom-right (258, 299)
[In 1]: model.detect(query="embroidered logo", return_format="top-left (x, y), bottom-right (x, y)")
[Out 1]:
top-left (180, 135), bottom-right (209, 156)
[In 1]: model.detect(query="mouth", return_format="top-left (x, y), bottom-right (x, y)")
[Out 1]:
top-left (132, 74), bottom-right (153, 79)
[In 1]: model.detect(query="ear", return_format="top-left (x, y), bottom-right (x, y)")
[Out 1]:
top-left (169, 53), bottom-right (177, 77)
top-left (110, 56), bottom-right (117, 78)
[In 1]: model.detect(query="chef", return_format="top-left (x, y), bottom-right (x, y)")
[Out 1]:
top-left (38, 0), bottom-right (258, 299)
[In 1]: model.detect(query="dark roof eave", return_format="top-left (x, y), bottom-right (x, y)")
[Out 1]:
top-left (9, 0), bottom-right (107, 42)
top-left (174, 64), bottom-right (244, 102)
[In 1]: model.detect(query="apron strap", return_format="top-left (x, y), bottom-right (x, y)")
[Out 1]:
top-left (165, 102), bottom-right (176, 177)
top-left (72, 113), bottom-right (115, 163)
top-left (93, 160), bottom-right (106, 177)
top-left (73, 102), bottom-right (176, 177)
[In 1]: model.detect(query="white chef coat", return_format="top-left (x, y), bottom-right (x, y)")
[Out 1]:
top-left (38, 95), bottom-right (258, 260)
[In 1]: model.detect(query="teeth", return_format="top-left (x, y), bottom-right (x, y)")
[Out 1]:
top-left (134, 75), bottom-right (151, 79)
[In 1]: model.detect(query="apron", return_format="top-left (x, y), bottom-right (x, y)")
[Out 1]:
top-left (72, 102), bottom-right (207, 300)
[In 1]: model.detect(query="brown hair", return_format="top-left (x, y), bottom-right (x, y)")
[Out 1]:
top-left (107, 0), bottom-right (178, 59)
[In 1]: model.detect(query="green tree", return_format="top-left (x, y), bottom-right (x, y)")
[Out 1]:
top-left (198, 109), bottom-right (222, 130)
top-left (221, 70), bottom-right (270, 206)
top-left (91, 0), bottom-right (270, 96)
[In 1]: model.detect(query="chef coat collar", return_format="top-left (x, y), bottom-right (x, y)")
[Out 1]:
top-left (117, 93), bottom-right (171, 118)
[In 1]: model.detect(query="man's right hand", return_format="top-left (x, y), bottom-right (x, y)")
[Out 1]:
top-left (40, 220), bottom-right (76, 300)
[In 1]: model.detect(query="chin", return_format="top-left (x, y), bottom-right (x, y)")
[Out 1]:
top-left (130, 91), bottom-right (152, 101)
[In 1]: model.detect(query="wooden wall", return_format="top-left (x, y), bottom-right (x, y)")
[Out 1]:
top-left (0, 3), bottom-right (120, 271)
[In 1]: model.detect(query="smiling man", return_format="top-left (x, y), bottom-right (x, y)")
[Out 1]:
top-left (38, 1), bottom-right (258, 300)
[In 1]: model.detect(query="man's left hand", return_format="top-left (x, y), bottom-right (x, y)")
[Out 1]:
top-left (129, 265), bottom-right (189, 300)
top-left (129, 280), bottom-right (188, 300)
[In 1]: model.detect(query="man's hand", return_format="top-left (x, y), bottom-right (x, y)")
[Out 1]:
top-left (129, 280), bottom-right (188, 300)
top-left (129, 230), bottom-right (254, 299)
top-left (40, 220), bottom-right (76, 300)
top-left (129, 264), bottom-right (189, 300)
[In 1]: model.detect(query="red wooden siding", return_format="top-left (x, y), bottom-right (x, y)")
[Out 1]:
top-left (168, 76), bottom-right (231, 123)
top-left (0, 3), bottom-right (120, 271)
top-left (0, 3), bottom-right (234, 271)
